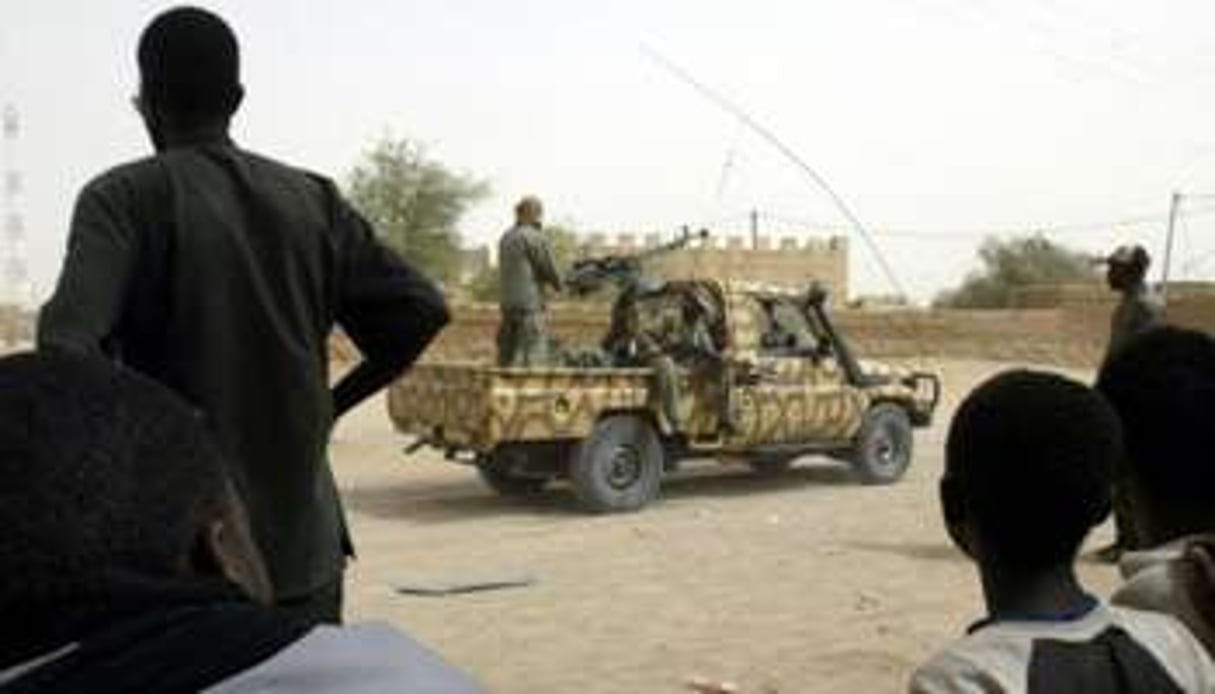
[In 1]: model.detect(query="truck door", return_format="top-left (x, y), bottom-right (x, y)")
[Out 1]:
top-left (739, 296), bottom-right (859, 444)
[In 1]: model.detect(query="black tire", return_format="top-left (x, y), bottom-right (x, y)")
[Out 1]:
top-left (476, 446), bottom-right (551, 497)
top-left (747, 457), bottom-right (794, 476)
top-left (849, 403), bottom-right (913, 485)
top-left (570, 415), bottom-right (664, 513)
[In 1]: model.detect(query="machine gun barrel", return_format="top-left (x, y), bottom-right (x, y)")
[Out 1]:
top-left (566, 228), bottom-right (709, 296)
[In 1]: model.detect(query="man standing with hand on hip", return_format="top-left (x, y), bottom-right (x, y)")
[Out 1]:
top-left (38, 7), bottom-right (449, 622)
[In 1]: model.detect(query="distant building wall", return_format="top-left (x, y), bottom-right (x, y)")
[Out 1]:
top-left (0, 304), bottom-right (32, 350)
top-left (580, 232), bottom-right (849, 298)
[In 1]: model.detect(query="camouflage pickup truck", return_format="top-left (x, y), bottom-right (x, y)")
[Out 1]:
top-left (388, 279), bottom-right (940, 513)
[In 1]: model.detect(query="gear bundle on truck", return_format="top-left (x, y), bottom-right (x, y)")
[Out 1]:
top-left (388, 278), bottom-right (940, 513)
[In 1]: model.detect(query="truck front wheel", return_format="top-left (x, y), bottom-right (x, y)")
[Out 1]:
top-left (571, 415), bottom-right (664, 513)
top-left (849, 403), bottom-right (913, 485)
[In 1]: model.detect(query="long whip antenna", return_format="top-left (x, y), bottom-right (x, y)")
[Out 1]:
top-left (640, 45), bottom-right (911, 301)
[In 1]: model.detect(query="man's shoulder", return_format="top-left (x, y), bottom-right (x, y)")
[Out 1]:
top-left (237, 149), bottom-right (335, 188)
top-left (79, 156), bottom-right (165, 198)
top-left (207, 622), bottom-right (481, 693)
top-left (1114, 546), bottom-right (1183, 614)
top-left (82, 150), bottom-right (335, 198)
top-left (502, 224), bottom-right (546, 243)
top-left (910, 604), bottom-right (1210, 693)
top-left (910, 628), bottom-right (1028, 693)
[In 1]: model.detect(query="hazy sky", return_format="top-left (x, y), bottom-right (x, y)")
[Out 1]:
top-left (4, 0), bottom-right (1215, 304)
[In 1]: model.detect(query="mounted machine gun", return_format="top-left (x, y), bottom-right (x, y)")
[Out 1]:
top-left (565, 227), bottom-right (709, 296)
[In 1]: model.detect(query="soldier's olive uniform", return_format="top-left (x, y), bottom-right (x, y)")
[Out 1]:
top-left (38, 133), bottom-right (447, 608)
top-left (497, 223), bottom-right (561, 367)
top-left (652, 316), bottom-right (732, 432)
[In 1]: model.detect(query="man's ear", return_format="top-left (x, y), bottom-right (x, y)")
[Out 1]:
top-left (192, 482), bottom-right (273, 605)
top-left (226, 84), bottom-right (245, 117)
top-left (196, 516), bottom-right (274, 606)
top-left (940, 476), bottom-right (976, 558)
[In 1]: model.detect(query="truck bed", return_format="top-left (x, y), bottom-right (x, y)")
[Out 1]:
top-left (388, 361), bottom-right (652, 452)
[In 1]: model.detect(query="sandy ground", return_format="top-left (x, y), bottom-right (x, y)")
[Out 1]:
top-left (333, 359), bottom-right (1122, 693)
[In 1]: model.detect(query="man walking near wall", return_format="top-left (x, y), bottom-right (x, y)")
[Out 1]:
top-left (1098, 243), bottom-right (1164, 562)
top-left (37, 7), bottom-right (449, 622)
top-left (497, 196), bottom-right (562, 366)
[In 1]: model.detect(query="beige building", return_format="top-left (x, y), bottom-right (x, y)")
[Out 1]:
top-left (578, 232), bottom-right (849, 299)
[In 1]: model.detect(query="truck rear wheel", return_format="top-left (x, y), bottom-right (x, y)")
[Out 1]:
top-left (849, 403), bottom-right (912, 485)
top-left (571, 415), bottom-right (664, 513)
top-left (477, 446), bottom-right (551, 497)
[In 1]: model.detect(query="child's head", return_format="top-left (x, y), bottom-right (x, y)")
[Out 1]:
top-left (1097, 327), bottom-right (1215, 547)
top-left (943, 370), bottom-right (1120, 570)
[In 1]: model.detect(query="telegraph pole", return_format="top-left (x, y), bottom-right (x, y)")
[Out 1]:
top-left (2, 105), bottom-right (29, 303)
top-left (1161, 191), bottom-right (1182, 305)
top-left (749, 208), bottom-right (759, 250)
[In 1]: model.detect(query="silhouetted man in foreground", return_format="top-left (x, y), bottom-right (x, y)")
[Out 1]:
top-left (38, 7), bottom-right (449, 622)
top-left (0, 352), bottom-right (479, 692)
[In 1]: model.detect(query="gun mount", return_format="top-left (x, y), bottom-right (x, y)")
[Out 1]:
top-left (565, 227), bottom-right (709, 296)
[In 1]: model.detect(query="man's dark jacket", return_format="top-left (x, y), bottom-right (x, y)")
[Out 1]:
top-left (38, 133), bottom-right (449, 599)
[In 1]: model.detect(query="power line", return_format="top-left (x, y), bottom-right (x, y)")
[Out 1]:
top-left (749, 205), bottom-right (1215, 241)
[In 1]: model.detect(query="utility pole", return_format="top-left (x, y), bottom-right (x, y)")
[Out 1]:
top-left (2, 104), bottom-right (28, 309)
top-left (1161, 191), bottom-right (1182, 305)
top-left (749, 208), bottom-right (759, 250)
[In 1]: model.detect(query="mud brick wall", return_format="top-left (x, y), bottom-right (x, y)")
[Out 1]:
top-left (405, 302), bottom-right (1113, 367)
top-left (332, 295), bottom-right (1215, 369)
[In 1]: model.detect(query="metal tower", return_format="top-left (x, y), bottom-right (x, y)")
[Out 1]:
top-left (1, 103), bottom-right (29, 308)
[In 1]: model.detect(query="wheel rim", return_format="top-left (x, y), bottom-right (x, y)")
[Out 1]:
top-left (872, 423), bottom-right (904, 471)
top-left (605, 444), bottom-right (643, 490)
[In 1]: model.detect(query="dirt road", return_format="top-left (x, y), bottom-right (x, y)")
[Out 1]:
top-left (334, 360), bottom-right (1120, 693)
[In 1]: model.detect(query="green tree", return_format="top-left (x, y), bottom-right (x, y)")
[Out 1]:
top-left (347, 136), bottom-right (489, 281)
top-left (467, 223), bottom-right (582, 302)
top-left (935, 234), bottom-right (1096, 308)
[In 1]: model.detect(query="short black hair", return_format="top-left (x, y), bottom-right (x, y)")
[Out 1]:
top-left (137, 6), bottom-right (241, 122)
top-left (1097, 327), bottom-right (1215, 518)
top-left (946, 370), bottom-right (1119, 568)
top-left (0, 352), bottom-right (227, 604)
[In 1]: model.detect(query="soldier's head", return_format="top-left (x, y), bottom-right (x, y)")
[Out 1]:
top-left (1097, 327), bottom-right (1215, 547)
top-left (943, 370), bottom-right (1118, 573)
top-left (1104, 244), bottom-right (1151, 292)
top-left (514, 196), bottom-right (544, 227)
top-left (135, 7), bottom-right (244, 149)
top-left (0, 352), bottom-right (272, 614)
top-left (681, 290), bottom-right (712, 324)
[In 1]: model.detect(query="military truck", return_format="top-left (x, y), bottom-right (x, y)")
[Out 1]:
top-left (388, 279), bottom-right (939, 513)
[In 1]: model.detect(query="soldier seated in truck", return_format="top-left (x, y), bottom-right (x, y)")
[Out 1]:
top-left (657, 289), bottom-right (736, 435)
top-left (759, 297), bottom-right (802, 352)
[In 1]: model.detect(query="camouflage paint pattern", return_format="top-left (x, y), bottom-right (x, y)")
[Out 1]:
top-left (389, 363), bottom-right (652, 448)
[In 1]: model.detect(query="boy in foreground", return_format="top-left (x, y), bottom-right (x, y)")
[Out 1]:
top-left (910, 370), bottom-right (1214, 692)
top-left (0, 352), bottom-right (479, 692)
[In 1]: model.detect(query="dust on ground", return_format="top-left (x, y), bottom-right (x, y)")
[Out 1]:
top-left (334, 359), bottom-right (1119, 693)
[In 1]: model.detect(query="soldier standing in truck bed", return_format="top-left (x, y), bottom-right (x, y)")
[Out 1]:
top-left (497, 196), bottom-right (562, 366)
